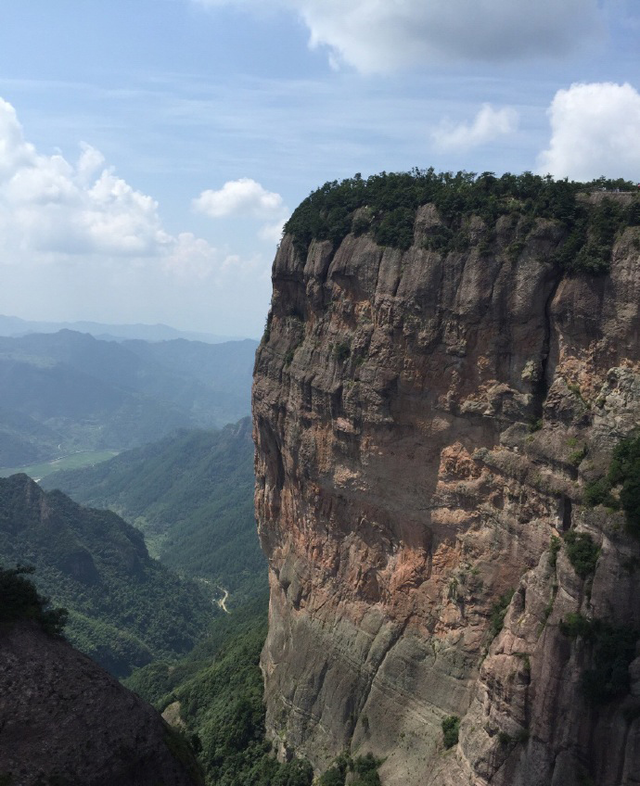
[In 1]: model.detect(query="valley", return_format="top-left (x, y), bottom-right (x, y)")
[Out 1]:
top-left (2, 171), bottom-right (640, 786)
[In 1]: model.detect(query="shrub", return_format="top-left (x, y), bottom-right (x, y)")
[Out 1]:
top-left (283, 169), bottom-right (639, 265)
top-left (563, 531), bottom-right (599, 578)
top-left (0, 564), bottom-right (67, 636)
top-left (584, 477), bottom-right (616, 508)
top-left (609, 434), bottom-right (640, 537)
top-left (548, 536), bottom-right (561, 568)
top-left (442, 716), bottom-right (460, 749)
top-left (334, 342), bottom-right (351, 363)
top-left (489, 590), bottom-right (515, 639)
top-left (560, 615), bottom-right (638, 703)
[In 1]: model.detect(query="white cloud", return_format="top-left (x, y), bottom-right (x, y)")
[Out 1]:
top-left (431, 104), bottom-right (519, 152)
top-left (258, 218), bottom-right (287, 244)
top-left (193, 177), bottom-right (284, 218)
top-left (537, 82), bottom-right (640, 181)
top-left (192, 0), bottom-right (603, 73)
top-left (0, 96), bottom-right (274, 336)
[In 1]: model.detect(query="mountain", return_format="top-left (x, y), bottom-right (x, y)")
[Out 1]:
top-left (0, 566), bottom-right (201, 786)
top-left (0, 330), bottom-right (257, 467)
top-left (252, 172), bottom-right (640, 785)
top-left (41, 418), bottom-right (266, 605)
top-left (0, 314), bottom-right (247, 343)
top-left (0, 474), bottom-right (214, 677)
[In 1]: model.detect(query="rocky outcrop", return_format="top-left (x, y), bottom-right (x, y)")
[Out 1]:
top-left (0, 621), bottom-right (201, 786)
top-left (252, 193), bottom-right (640, 785)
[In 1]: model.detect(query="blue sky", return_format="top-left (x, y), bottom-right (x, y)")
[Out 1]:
top-left (0, 0), bottom-right (639, 338)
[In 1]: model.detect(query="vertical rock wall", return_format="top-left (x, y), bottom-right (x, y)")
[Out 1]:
top-left (252, 197), bottom-right (640, 785)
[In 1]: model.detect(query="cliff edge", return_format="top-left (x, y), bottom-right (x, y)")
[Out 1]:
top-left (252, 173), bottom-right (640, 786)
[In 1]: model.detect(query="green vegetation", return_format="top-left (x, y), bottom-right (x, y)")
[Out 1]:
top-left (42, 419), bottom-right (265, 605)
top-left (584, 433), bottom-right (640, 537)
top-left (441, 716), bottom-right (460, 749)
top-left (608, 434), bottom-right (640, 536)
top-left (0, 330), bottom-right (256, 467)
top-left (489, 589), bottom-right (515, 639)
top-left (563, 531), bottom-right (600, 578)
top-left (334, 341), bottom-right (351, 363)
top-left (0, 474), bottom-right (212, 677)
top-left (560, 614), bottom-right (638, 703)
top-left (126, 597), bottom-right (313, 786)
top-left (0, 450), bottom-right (119, 480)
top-left (548, 536), bottom-right (562, 568)
top-left (528, 418), bottom-right (543, 434)
top-left (0, 564), bottom-right (67, 635)
top-left (284, 170), bottom-right (639, 275)
top-left (319, 754), bottom-right (382, 786)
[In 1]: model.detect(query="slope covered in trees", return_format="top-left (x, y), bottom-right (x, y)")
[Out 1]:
top-left (0, 474), bottom-right (213, 676)
top-left (42, 418), bottom-right (265, 605)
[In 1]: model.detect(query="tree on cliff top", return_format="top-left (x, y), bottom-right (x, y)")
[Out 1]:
top-left (284, 169), bottom-right (638, 274)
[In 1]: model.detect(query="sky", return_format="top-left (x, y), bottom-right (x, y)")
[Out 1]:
top-left (0, 1), bottom-right (639, 338)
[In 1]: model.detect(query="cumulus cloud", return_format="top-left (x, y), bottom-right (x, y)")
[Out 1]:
top-left (0, 96), bottom-right (177, 259)
top-left (0, 97), bottom-right (273, 336)
top-left (193, 177), bottom-right (284, 219)
top-left (537, 82), bottom-right (640, 181)
top-left (193, 0), bottom-right (602, 73)
top-left (194, 178), bottom-right (289, 243)
top-left (431, 104), bottom-right (519, 152)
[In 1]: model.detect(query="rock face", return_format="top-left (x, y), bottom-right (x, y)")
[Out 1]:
top-left (0, 621), bottom-right (200, 786)
top-left (252, 195), bottom-right (640, 785)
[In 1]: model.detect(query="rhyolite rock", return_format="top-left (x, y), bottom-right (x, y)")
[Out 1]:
top-left (252, 194), bottom-right (640, 785)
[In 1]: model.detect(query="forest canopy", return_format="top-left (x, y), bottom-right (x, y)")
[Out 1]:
top-left (284, 169), bottom-right (640, 274)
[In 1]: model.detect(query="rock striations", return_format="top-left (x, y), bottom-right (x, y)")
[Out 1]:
top-left (252, 184), bottom-right (640, 786)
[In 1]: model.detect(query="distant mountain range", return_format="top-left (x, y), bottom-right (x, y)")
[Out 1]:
top-left (0, 314), bottom-right (250, 343)
top-left (0, 330), bottom-right (258, 467)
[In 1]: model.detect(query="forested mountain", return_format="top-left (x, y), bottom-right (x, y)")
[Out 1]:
top-left (0, 330), bottom-right (257, 467)
top-left (0, 474), bottom-right (214, 677)
top-left (42, 418), bottom-right (265, 605)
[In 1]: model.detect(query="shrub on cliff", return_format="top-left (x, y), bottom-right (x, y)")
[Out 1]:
top-left (584, 433), bottom-right (640, 537)
top-left (560, 614), bottom-right (638, 703)
top-left (0, 564), bottom-right (67, 635)
top-left (609, 434), bottom-right (640, 537)
top-left (563, 531), bottom-right (600, 579)
top-left (442, 715), bottom-right (460, 749)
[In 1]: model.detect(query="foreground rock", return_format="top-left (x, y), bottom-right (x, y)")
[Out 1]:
top-left (0, 621), bottom-right (201, 786)
top-left (253, 193), bottom-right (640, 785)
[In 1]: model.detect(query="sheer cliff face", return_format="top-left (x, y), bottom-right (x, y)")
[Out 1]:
top-left (252, 197), bottom-right (640, 786)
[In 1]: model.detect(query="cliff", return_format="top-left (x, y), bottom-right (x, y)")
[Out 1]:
top-left (0, 620), bottom-right (200, 786)
top-left (252, 176), bottom-right (640, 786)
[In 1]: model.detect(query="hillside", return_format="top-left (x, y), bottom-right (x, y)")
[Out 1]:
top-left (253, 171), bottom-right (640, 785)
top-left (0, 474), bottom-right (214, 677)
top-left (42, 418), bottom-right (265, 605)
top-left (0, 566), bottom-right (201, 786)
top-left (0, 330), bottom-right (257, 467)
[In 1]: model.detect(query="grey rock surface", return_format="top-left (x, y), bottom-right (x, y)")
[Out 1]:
top-left (0, 622), bottom-right (200, 786)
top-left (253, 196), bottom-right (640, 785)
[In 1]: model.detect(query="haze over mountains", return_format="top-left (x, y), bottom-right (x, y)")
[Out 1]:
top-left (0, 314), bottom-right (249, 344)
top-left (0, 329), bottom-right (257, 468)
